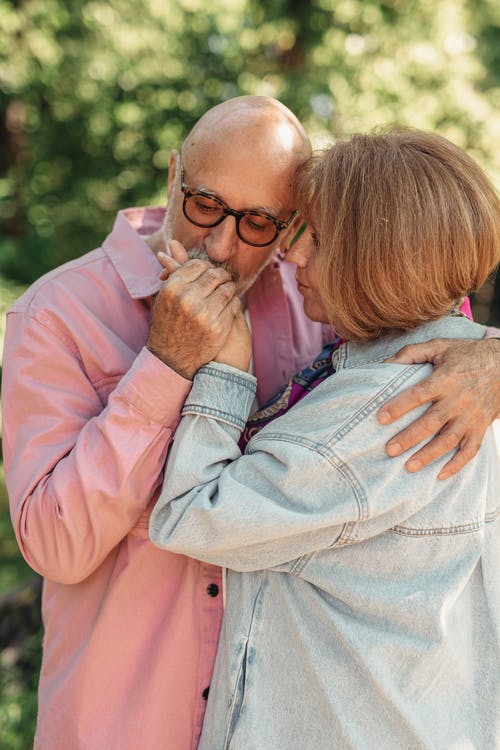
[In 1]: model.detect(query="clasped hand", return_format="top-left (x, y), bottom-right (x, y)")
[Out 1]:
top-left (147, 240), bottom-right (252, 379)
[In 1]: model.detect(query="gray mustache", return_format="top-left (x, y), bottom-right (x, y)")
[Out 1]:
top-left (187, 248), bottom-right (239, 284)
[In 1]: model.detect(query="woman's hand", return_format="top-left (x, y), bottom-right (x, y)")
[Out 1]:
top-left (214, 309), bottom-right (252, 372)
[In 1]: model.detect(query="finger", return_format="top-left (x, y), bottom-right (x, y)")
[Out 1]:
top-left (157, 251), bottom-right (181, 275)
top-left (169, 239), bottom-right (190, 264)
top-left (385, 339), bottom-right (449, 364)
top-left (194, 266), bottom-right (234, 300)
top-left (171, 278), bottom-right (236, 326)
top-left (210, 279), bottom-right (238, 312)
top-left (378, 377), bottom-right (437, 425)
top-left (400, 425), bottom-right (462, 473)
top-left (437, 434), bottom-right (482, 480)
top-left (164, 258), bottom-right (217, 287)
top-left (384, 406), bottom-right (446, 457)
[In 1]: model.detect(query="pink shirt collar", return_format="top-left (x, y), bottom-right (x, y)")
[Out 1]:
top-left (102, 207), bottom-right (166, 299)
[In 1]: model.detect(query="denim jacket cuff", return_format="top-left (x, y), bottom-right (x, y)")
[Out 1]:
top-left (182, 363), bottom-right (257, 430)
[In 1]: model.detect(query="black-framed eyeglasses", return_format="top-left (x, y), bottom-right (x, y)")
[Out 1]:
top-left (179, 157), bottom-right (298, 248)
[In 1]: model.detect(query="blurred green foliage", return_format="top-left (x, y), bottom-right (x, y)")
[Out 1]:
top-left (0, 2), bottom-right (499, 746)
top-left (0, 0), bottom-right (499, 309)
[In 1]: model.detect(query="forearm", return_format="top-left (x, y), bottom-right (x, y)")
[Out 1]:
top-left (3, 322), bottom-right (191, 583)
top-left (150, 363), bottom-right (354, 571)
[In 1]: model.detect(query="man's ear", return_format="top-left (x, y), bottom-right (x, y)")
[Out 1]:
top-left (167, 149), bottom-right (179, 193)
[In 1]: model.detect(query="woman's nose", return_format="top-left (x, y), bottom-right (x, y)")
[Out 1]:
top-left (285, 231), bottom-right (313, 267)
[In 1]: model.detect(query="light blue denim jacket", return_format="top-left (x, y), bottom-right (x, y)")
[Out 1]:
top-left (150, 316), bottom-right (500, 750)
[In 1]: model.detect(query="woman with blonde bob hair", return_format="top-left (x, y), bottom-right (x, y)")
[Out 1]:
top-left (151, 129), bottom-right (500, 749)
top-left (297, 128), bottom-right (499, 340)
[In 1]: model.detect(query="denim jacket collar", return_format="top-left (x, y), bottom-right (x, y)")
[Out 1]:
top-left (333, 316), bottom-right (486, 371)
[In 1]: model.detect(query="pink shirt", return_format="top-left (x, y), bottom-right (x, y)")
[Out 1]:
top-left (2, 207), bottom-right (328, 750)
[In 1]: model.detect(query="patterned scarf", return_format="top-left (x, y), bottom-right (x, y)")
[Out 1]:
top-left (238, 336), bottom-right (344, 451)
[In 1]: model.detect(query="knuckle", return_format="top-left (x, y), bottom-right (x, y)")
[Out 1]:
top-left (397, 344), bottom-right (413, 356)
top-left (440, 431), bottom-right (460, 451)
top-left (413, 380), bottom-right (435, 401)
top-left (423, 410), bottom-right (444, 433)
top-left (187, 258), bottom-right (208, 271)
top-left (204, 266), bottom-right (223, 281)
top-left (206, 266), bottom-right (231, 284)
top-left (219, 281), bottom-right (236, 299)
top-left (179, 294), bottom-right (197, 315)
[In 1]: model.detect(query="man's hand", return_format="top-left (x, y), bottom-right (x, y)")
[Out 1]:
top-left (147, 242), bottom-right (240, 379)
top-left (377, 337), bottom-right (500, 479)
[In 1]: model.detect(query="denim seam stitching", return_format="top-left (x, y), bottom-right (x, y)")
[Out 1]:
top-left (324, 365), bottom-right (424, 446)
top-left (181, 404), bottom-right (247, 430)
top-left (391, 505), bottom-right (500, 537)
top-left (198, 365), bottom-right (256, 391)
top-left (250, 434), bottom-right (368, 528)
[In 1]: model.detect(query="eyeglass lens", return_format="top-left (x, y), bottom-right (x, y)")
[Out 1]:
top-left (184, 193), bottom-right (278, 246)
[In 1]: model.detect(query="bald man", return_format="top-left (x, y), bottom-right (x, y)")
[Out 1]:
top-left (2, 96), bottom-right (499, 750)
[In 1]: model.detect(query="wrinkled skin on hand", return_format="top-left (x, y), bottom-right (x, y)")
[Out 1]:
top-left (378, 337), bottom-right (500, 479)
top-left (147, 243), bottom-right (240, 380)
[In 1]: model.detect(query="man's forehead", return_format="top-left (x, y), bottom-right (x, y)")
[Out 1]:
top-left (182, 154), bottom-right (296, 216)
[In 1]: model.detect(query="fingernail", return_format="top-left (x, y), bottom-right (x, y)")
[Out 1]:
top-left (158, 251), bottom-right (168, 259)
top-left (406, 458), bottom-right (422, 472)
top-left (438, 471), bottom-right (450, 481)
top-left (378, 410), bottom-right (391, 424)
top-left (386, 442), bottom-right (401, 456)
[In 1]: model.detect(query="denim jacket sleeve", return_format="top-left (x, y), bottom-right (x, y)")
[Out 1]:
top-left (150, 362), bottom-right (362, 572)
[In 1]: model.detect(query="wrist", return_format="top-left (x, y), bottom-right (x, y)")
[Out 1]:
top-left (145, 344), bottom-right (195, 380)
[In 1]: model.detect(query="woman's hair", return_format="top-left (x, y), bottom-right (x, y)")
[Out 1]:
top-left (296, 128), bottom-right (500, 340)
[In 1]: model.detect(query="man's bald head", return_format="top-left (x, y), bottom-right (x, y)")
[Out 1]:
top-left (183, 96), bottom-right (311, 176)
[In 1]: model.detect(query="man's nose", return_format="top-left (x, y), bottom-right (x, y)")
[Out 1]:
top-left (204, 216), bottom-right (239, 263)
